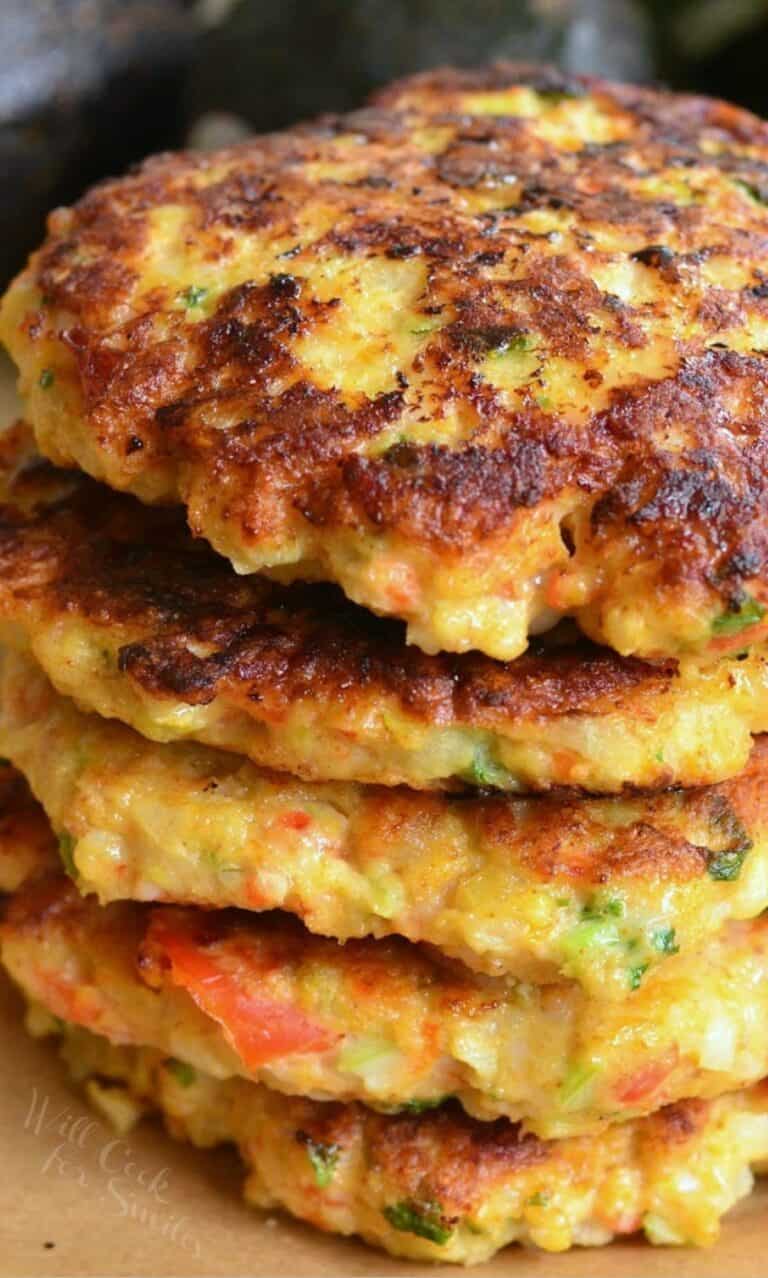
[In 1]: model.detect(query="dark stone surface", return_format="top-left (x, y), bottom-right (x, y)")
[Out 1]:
top-left (0, 0), bottom-right (194, 286)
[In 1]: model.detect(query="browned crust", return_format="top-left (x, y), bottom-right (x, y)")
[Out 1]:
top-left (0, 437), bottom-right (679, 729)
top-left (314, 1090), bottom-right (715, 1221)
top-left (643, 1097), bottom-right (710, 1149)
top-left (118, 616), bottom-right (670, 725)
top-left (363, 1103), bottom-right (548, 1216)
top-left (7, 64), bottom-right (768, 633)
top-left (433, 737), bottom-right (764, 885)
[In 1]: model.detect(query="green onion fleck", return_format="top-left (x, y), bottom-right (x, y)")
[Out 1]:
top-left (337, 1034), bottom-right (399, 1076)
top-left (57, 831), bottom-right (78, 880)
top-left (628, 962), bottom-right (649, 990)
top-left (527, 1191), bottom-right (551, 1207)
top-left (558, 1063), bottom-right (599, 1110)
top-left (400, 1096), bottom-right (451, 1114)
top-left (383, 1199), bottom-right (453, 1245)
top-left (488, 331), bottom-right (534, 357)
top-left (164, 1058), bottom-right (197, 1087)
top-left (39, 369), bottom-right (55, 390)
top-left (461, 746), bottom-right (515, 790)
top-left (581, 896), bottom-right (624, 921)
top-left (735, 178), bottom-right (768, 206)
top-left (296, 1132), bottom-right (339, 1188)
top-left (179, 285), bottom-right (208, 309)
top-left (707, 847), bottom-right (750, 881)
top-left (651, 927), bottom-right (679, 955)
top-left (712, 595), bottom-right (766, 637)
top-left (561, 918), bottom-right (622, 959)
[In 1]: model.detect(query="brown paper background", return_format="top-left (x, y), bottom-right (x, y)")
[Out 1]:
top-left (0, 355), bottom-right (765, 1274)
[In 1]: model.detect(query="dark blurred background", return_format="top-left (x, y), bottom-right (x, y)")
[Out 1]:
top-left (3, 0), bottom-right (768, 285)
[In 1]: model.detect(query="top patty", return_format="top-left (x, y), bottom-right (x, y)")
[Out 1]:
top-left (1, 424), bottom-right (768, 795)
top-left (5, 65), bottom-right (768, 660)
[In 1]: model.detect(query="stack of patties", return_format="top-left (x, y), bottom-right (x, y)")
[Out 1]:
top-left (1, 62), bottom-right (768, 1265)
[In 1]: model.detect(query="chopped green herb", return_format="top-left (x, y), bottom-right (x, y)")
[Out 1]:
top-left (707, 846), bottom-right (750, 881)
top-left (164, 1058), bottom-right (197, 1087)
top-left (628, 962), bottom-right (648, 990)
top-left (527, 1191), bottom-right (551, 1208)
top-left (296, 1131), bottom-right (339, 1188)
top-left (562, 897), bottom-right (627, 961)
top-left (651, 927), bottom-right (679, 955)
top-left (558, 1063), bottom-right (599, 1110)
top-left (461, 746), bottom-right (514, 789)
top-left (708, 799), bottom-right (753, 852)
top-left (179, 285), bottom-right (208, 309)
top-left (711, 595), bottom-right (766, 636)
top-left (410, 324), bottom-right (440, 336)
top-left (337, 1034), bottom-right (399, 1076)
top-left (735, 178), bottom-right (768, 206)
top-left (39, 368), bottom-right (55, 389)
top-left (398, 1093), bottom-right (452, 1114)
top-left (581, 896), bottom-right (624, 921)
top-left (57, 831), bottom-right (78, 879)
top-left (383, 1199), bottom-right (453, 1245)
top-left (702, 794), bottom-right (752, 880)
top-left (488, 331), bottom-right (534, 357)
top-left (655, 748), bottom-right (665, 764)
top-left (400, 1096), bottom-right (450, 1114)
top-left (561, 918), bottom-right (621, 958)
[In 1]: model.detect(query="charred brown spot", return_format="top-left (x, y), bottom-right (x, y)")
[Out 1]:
top-left (630, 244), bottom-right (676, 270)
top-left (1, 873), bottom-right (84, 933)
top-left (366, 1102), bottom-right (549, 1216)
top-left (447, 323), bottom-right (531, 356)
top-left (511, 813), bottom-right (710, 886)
top-left (645, 1097), bottom-right (710, 1148)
